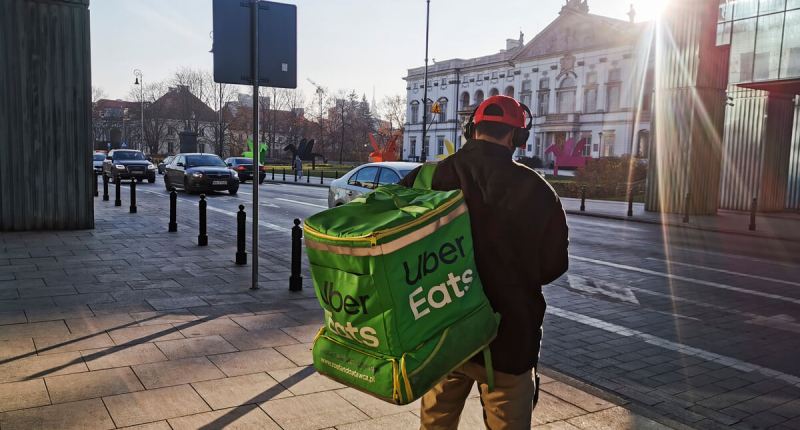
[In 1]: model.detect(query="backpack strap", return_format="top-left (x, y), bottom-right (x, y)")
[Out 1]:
top-left (483, 347), bottom-right (495, 392)
top-left (412, 163), bottom-right (437, 190)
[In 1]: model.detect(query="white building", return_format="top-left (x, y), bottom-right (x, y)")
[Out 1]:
top-left (402, 0), bottom-right (653, 164)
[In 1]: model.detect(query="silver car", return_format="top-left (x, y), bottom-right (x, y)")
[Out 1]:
top-left (328, 162), bottom-right (421, 208)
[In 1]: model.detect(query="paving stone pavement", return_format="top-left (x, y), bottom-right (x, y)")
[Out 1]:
top-left (0, 187), bottom-right (681, 429)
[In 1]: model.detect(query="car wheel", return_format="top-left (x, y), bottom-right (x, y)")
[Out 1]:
top-left (229, 184), bottom-right (239, 195)
top-left (137, 178), bottom-right (143, 183)
top-left (148, 177), bottom-right (155, 184)
top-left (184, 178), bottom-right (195, 194)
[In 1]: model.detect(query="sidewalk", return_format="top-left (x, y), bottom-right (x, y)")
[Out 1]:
top-left (262, 175), bottom-right (800, 241)
top-left (0, 189), bottom-right (678, 429)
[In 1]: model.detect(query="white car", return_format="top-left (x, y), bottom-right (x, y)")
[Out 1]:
top-left (328, 162), bottom-right (421, 208)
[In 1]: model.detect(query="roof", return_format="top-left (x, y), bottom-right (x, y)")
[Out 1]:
top-left (148, 86), bottom-right (217, 122)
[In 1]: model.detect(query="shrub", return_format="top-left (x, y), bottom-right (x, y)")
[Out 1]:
top-left (517, 156), bottom-right (543, 169)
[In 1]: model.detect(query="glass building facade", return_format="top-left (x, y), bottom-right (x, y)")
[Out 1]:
top-left (717, 0), bottom-right (800, 83)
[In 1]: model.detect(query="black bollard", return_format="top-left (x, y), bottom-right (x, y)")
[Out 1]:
top-left (320, 170), bottom-right (324, 184)
top-left (236, 205), bottom-right (247, 265)
top-left (627, 187), bottom-right (633, 217)
top-left (93, 173), bottom-right (99, 197)
top-left (289, 218), bottom-right (303, 291)
top-left (271, 167), bottom-right (275, 181)
top-left (334, 170), bottom-right (338, 179)
top-left (129, 180), bottom-right (137, 214)
top-left (682, 192), bottom-right (691, 223)
top-left (306, 169), bottom-right (310, 183)
top-left (294, 169), bottom-right (298, 182)
top-left (580, 186), bottom-right (586, 212)
top-left (198, 194), bottom-right (208, 246)
top-left (102, 174), bottom-right (109, 201)
top-left (749, 197), bottom-right (757, 231)
top-left (114, 177), bottom-right (122, 207)
top-left (168, 189), bottom-right (178, 232)
top-left (282, 168), bottom-right (286, 181)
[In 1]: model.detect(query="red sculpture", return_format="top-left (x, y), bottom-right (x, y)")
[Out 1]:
top-left (368, 133), bottom-right (400, 162)
top-left (545, 137), bottom-right (589, 176)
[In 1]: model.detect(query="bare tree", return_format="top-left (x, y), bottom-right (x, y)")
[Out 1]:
top-left (202, 76), bottom-right (238, 157)
top-left (380, 94), bottom-right (407, 134)
top-left (129, 81), bottom-right (170, 155)
top-left (92, 86), bottom-right (107, 103)
top-left (171, 67), bottom-right (212, 133)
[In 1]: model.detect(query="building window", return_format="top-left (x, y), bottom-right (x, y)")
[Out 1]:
top-left (584, 87), bottom-right (598, 112)
top-left (520, 93), bottom-right (531, 109)
top-left (557, 76), bottom-right (576, 114)
top-left (754, 12), bottom-right (784, 80)
top-left (504, 86), bottom-right (515, 97)
top-left (409, 137), bottom-right (417, 157)
top-left (607, 84), bottom-right (621, 111)
top-left (489, 88), bottom-right (499, 97)
top-left (580, 133), bottom-right (592, 156)
top-left (521, 80), bottom-right (532, 92)
top-left (537, 91), bottom-right (550, 116)
top-left (535, 136), bottom-right (542, 155)
top-left (539, 77), bottom-right (550, 90)
top-left (608, 68), bottom-right (622, 82)
top-left (491, 71), bottom-right (498, 79)
top-left (782, 10), bottom-right (800, 78)
top-left (730, 18), bottom-right (757, 83)
top-left (460, 91), bottom-right (471, 107)
top-left (527, 143), bottom-right (533, 152)
top-left (437, 98), bottom-right (448, 122)
top-left (410, 101), bottom-right (419, 124)
top-left (437, 136), bottom-right (445, 155)
top-left (441, 77), bottom-right (447, 86)
top-left (475, 90), bottom-right (484, 105)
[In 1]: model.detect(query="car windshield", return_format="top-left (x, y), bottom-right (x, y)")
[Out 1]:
top-left (186, 155), bottom-right (226, 168)
top-left (93, 154), bottom-right (105, 161)
top-left (113, 151), bottom-right (145, 161)
top-left (232, 158), bottom-right (252, 165)
top-left (399, 170), bottom-right (413, 178)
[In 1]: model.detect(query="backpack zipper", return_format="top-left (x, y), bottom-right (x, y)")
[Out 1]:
top-left (304, 191), bottom-right (463, 247)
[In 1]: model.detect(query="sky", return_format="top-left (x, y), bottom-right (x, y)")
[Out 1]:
top-left (90, 0), bottom-right (664, 105)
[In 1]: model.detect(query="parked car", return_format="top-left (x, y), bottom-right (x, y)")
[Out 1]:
top-left (92, 152), bottom-right (106, 174)
top-left (102, 149), bottom-right (156, 183)
top-left (164, 153), bottom-right (240, 195)
top-left (328, 162), bottom-right (420, 208)
top-left (157, 155), bottom-right (174, 175)
top-left (224, 157), bottom-right (266, 184)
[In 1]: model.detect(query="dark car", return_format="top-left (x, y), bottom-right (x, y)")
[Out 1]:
top-left (158, 155), bottom-right (174, 175)
top-left (92, 153), bottom-right (106, 174)
top-left (102, 149), bottom-right (156, 183)
top-left (224, 157), bottom-right (266, 184)
top-left (164, 153), bottom-right (239, 195)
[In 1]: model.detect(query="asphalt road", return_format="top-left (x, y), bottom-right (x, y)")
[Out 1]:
top-left (131, 174), bottom-right (800, 429)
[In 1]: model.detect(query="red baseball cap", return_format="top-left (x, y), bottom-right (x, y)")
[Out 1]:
top-left (474, 95), bottom-right (527, 128)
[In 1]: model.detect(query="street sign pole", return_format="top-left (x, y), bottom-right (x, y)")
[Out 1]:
top-left (250, 0), bottom-right (260, 290)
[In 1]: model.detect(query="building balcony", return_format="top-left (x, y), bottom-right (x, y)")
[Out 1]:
top-left (544, 113), bottom-right (581, 124)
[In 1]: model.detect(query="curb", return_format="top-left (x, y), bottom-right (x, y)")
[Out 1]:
top-left (564, 209), bottom-right (790, 242)
top-left (540, 367), bottom-right (689, 430)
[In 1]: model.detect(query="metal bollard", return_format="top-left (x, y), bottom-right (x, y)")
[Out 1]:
top-left (306, 169), bottom-right (310, 183)
top-left (198, 194), bottom-right (208, 246)
top-left (93, 173), bottom-right (99, 197)
top-left (168, 189), bottom-right (178, 232)
top-left (580, 186), bottom-right (586, 212)
top-left (102, 174), bottom-right (109, 201)
top-left (129, 180), bottom-right (137, 214)
top-left (627, 187), bottom-right (633, 217)
top-left (289, 218), bottom-right (303, 292)
top-left (294, 169), bottom-right (298, 182)
top-left (682, 192), bottom-right (690, 223)
top-left (320, 170), bottom-right (324, 184)
top-left (749, 197), bottom-right (757, 231)
top-left (271, 167), bottom-right (275, 181)
top-left (282, 169), bottom-right (286, 181)
top-left (114, 177), bottom-right (122, 207)
top-left (334, 170), bottom-right (338, 179)
top-left (236, 205), bottom-right (247, 265)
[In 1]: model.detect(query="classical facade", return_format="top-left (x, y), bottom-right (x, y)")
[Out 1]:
top-left (402, 0), bottom-right (652, 164)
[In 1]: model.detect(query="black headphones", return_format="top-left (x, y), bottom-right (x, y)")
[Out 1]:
top-left (463, 103), bottom-right (534, 148)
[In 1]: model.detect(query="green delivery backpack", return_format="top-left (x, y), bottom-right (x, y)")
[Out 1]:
top-left (304, 164), bottom-right (500, 404)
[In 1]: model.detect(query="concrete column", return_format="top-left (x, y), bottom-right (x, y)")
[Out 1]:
top-left (760, 93), bottom-right (795, 211)
top-left (0, 0), bottom-right (93, 230)
top-left (645, 0), bottom-right (730, 215)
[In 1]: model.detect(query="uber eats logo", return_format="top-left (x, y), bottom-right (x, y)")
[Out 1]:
top-left (402, 236), bottom-right (475, 320)
top-left (320, 281), bottom-right (369, 315)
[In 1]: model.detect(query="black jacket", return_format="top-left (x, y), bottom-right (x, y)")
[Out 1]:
top-left (400, 139), bottom-right (569, 374)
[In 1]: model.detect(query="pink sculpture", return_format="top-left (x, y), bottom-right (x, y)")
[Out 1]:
top-left (545, 137), bottom-right (589, 176)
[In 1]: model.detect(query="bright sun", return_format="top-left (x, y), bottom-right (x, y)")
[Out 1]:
top-left (633, 0), bottom-right (669, 21)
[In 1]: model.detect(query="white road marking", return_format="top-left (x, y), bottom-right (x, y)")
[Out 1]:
top-left (275, 198), bottom-right (327, 209)
top-left (646, 257), bottom-right (800, 287)
top-left (567, 274), bottom-right (639, 304)
top-left (571, 255), bottom-right (800, 305)
top-left (548, 306), bottom-right (800, 387)
top-left (138, 189), bottom-right (290, 233)
top-left (567, 218), bottom-right (646, 232)
top-left (670, 245), bottom-right (800, 269)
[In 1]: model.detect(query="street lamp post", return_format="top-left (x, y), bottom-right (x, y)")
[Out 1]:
top-left (420, 0), bottom-right (431, 163)
top-left (133, 69), bottom-right (144, 152)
